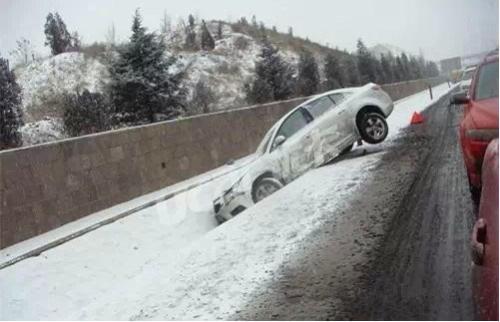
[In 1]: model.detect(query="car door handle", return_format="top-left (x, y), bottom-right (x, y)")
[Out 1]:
top-left (471, 218), bottom-right (487, 266)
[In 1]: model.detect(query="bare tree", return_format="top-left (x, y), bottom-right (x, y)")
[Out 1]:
top-left (160, 10), bottom-right (171, 36)
top-left (9, 38), bottom-right (35, 66)
top-left (105, 23), bottom-right (116, 46)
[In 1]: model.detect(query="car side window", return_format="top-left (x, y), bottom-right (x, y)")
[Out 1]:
top-left (272, 108), bottom-right (309, 148)
top-left (329, 93), bottom-right (348, 105)
top-left (304, 96), bottom-right (336, 119)
top-left (474, 61), bottom-right (499, 101)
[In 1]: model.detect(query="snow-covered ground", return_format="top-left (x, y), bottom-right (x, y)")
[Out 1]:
top-left (0, 83), bottom-right (456, 320)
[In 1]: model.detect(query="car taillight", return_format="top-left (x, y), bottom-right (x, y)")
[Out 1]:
top-left (465, 129), bottom-right (499, 141)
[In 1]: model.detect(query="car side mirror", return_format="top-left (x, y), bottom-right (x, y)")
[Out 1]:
top-left (450, 91), bottom-right (470, 105)
top-left (274, 135), bottom-right (286, 148)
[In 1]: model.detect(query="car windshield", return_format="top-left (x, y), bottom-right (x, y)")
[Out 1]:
top-left (256, 124), bottom-right (276, 154)
top-left (474, 61), bottom-right (499, 101)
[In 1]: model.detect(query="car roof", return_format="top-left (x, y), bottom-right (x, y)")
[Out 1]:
top-left (314, 86), bottom-right (361, 97)
top-left (299, 85), bottom-right (366, 107)
top-left (482, 53), bottom-right (499, 64)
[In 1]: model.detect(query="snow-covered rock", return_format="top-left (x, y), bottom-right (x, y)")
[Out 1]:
top-left (20, 117), bottom-right (65, 147)
top-left (15, 52), bottom-right (107, 122)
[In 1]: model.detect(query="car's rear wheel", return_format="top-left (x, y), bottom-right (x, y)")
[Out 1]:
top-left (358, 112), bottom-right (388, 144)
top-left (252, 177), bottom-right (283, 203)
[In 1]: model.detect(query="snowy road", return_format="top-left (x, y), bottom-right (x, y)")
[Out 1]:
top-left (0, 83), bottom-right (467, 320)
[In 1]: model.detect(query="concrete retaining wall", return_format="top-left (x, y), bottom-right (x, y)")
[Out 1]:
top-left (381, 76), bottom-right (447, 101)
top-left (0, 76), bottom-right (445, 248)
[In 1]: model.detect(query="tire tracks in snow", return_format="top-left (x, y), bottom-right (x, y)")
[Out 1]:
top-left (231, 91), bottom-right (475, 320)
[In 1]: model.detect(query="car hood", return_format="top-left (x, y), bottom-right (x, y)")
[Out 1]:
top-left (461, 79), bottom-right (472, 87)
top-left (469, 97), bottom-right (499, 129)
top-left (222, 154), bottom-right (261, 191)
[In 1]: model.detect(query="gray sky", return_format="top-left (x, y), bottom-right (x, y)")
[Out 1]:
top-left (0, 0), bottom-right (498, 61)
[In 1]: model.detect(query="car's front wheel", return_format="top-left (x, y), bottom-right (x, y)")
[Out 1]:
top-left (358, 112), bottom-right (388, 144)
top-left (252, 177), bottom-right (283, 203)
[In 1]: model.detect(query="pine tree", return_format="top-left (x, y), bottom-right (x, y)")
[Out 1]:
top-left (356, 39), bottom-right (377, 83)
top-left (425, 61), bottom-right (439, 77)
top-left (44, 12), bottom-right (73, 55)
top-left (251, 15), bottom-right (258, 28)
top-left (373, 57), bottom-right (384, 83)
top-left (0, 58), bottom-right (23, 149)
top-left (109, 9), bottom-right (186, 124)
top-left (259, 22), bottom-right (267, 42)
top-left (323, 52), bottom-right (343, 90)
top-left (200, 20), bottom-right (215, 50)
top-left (343, 55), bottom-right (361, 86)
top-left (394, 55), bottom-right (405, 81)
top-left (380, 54), bottom-right (394, 83)
top-left (160, 11), bottom-right (171, 36)
top-left (297, 50), bottom-right (320, 95)
top-left (409, 56), bottom-right (422, 80)
top-left (400, 53), bottom-right (411, 80)
top-left (63, 90), bottom-right (111, 137)
top-left (239, 17), bottom-right (248, 26)
top-left (245, 41), bottom-right (295, 104)
top-left (184, 14), bottom-right (197, 50)
top-left (217, 21), bottom-right (223, 40)
top-left (245, 78), bottom-right (274, 104)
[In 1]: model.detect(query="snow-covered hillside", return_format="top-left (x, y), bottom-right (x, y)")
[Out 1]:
top-left (16, 52), bottom-right (107, 121)
top-left (369, 43), bottom-right (408, 59)
top-left (14, 52), bottom-right (108, 146)
top-left (12, 21), bottom-right (315, 147)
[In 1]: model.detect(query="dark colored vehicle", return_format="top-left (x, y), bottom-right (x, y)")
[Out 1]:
top-left (471, 139), bottom-right (498, 320)
top-left (451, 52), bottom-right (499, 202)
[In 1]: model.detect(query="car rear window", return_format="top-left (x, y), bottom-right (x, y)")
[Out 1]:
top-left (474, 61), bottom-right (499, 101)
top-left (303, 96), bottom-right (335, 118)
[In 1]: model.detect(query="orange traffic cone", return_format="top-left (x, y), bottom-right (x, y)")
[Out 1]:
top-left (410, 112), bottom-right (424, 124)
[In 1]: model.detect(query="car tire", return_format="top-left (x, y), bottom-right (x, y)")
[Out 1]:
top-left (358, 112), bottom-right (388, 144)
top-left (252, 177), bottom-right (283, 203)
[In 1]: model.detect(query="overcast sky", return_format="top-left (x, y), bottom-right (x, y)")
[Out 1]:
top-left (1, 0), bottom-right (498, 61)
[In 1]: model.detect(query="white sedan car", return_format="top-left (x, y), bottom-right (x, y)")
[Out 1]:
top-left (459, 66), bottom-right (476, 93)
top-left (213, 83), bottom-right (394, 223)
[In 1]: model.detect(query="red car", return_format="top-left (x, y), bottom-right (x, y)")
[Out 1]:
top-left (471, 139), bottom-right (498, 320)
top-left (451, 52), bottom-right (499, 203)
